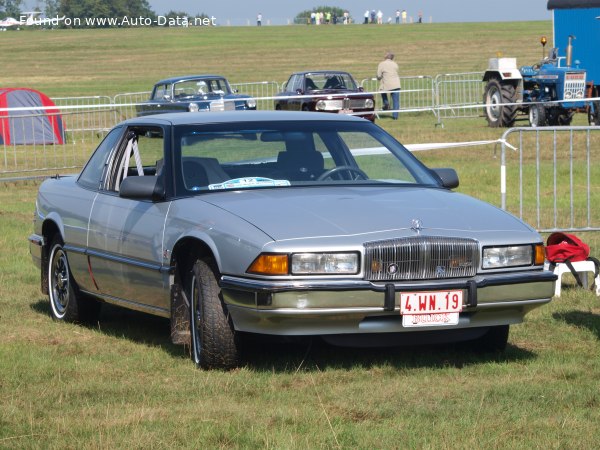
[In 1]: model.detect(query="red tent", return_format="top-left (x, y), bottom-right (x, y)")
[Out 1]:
top-left (0, 88), bottom-right (64, 145)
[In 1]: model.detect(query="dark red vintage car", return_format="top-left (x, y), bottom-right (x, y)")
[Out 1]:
top-left (274, 71), bottom-right (375, 121)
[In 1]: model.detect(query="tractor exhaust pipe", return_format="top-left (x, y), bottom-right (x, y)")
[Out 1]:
top-left (566, 35), bottom-right (575, 67)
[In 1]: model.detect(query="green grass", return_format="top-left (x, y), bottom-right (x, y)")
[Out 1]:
top-left (1, 23), bottom-right (600, 449)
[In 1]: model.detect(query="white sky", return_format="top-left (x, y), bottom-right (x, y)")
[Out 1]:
top-left (147, 0), bottom-right (552, 25)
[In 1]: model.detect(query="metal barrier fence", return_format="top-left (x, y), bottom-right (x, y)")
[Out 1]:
top-left (113, 92), bottom-right (151, 121)
top-left (1, 108), bottom-right (111, 179)
top-left (360, 76), bottom-right (436, 117)
top-left (434, 72), bottom-right (484, 121)
top-left (230, 81), bottom-right (280, 111)
top-left (500, 126), bottom-right (600, 232)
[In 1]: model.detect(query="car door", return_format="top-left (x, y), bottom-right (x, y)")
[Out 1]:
top-left (86, 124), bottom-right (172, 314)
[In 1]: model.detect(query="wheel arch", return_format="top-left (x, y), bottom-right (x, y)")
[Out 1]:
top-left (170, 236), bottom-right (219, 286)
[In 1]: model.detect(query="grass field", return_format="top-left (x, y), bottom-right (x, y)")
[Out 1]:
top-left (1, 23), bottom-right (600, 449)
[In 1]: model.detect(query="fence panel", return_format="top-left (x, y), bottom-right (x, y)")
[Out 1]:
top-left (500, 126), bottom-right (600, 232)
top-left (1, 108), bottom-right (111, 180)
top-left (360, 76), bottom-right (436, 116)
top-left (229, 81), bottom-right (280, 111)
top-left (113, 91), bottom-right (152, 121)
top-left (434, 72), bottom-right (484, 121)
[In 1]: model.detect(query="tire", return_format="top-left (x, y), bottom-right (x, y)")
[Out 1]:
top-left (589, 101), bottom-right (600, 126)
top-left (528, 104), bottom-right (547, 127)
top-left (483, 79), bottom-right (517, 128)
top-left (472, 325), bottom-right (509, 352)
top-left (47, 237), bottom-right (101, 323)
top-left (189, 259), bottom-right (240, 369)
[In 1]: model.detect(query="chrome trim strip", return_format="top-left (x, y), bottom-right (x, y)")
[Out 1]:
top-left (64, 245), bottom-right (174, 274)
top-left (220, 270), bottom-right (556, 293)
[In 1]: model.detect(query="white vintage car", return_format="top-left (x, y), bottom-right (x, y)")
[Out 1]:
top-left (29, 111), bottom-right (555, 369)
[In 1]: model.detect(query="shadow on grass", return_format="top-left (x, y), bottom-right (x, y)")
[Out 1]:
top-left (31, 299), bottom-right (535, 371)
top-left (553, 310), bottom-right (600, 340)
top-left (30, 299), bottom-right (186, 360)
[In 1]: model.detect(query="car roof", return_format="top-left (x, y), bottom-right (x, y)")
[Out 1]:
top-left (292, 70), bottom-right (353, 76)
top-left (154, 75), bottom-right (229, 85)
top-left (121, 110), bottom-right (369, 127)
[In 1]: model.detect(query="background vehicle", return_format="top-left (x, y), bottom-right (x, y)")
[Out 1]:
top-left (136, 74), bottom-right (256, 117)
top-left (547, 0), bottom-right (600, 125)
top-left (274, 70), bottom-right (375, 122)
top-left (483, 35), bottom-right (587, 127)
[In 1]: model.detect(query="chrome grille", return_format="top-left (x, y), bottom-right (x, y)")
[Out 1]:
top-left (363, 236), bottom-right (479, 281)
top-left (349, 99), bottom-right (368, 109)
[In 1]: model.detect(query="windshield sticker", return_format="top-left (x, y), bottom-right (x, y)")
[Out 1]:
top-left (208, 177), bottom-right (291, 190)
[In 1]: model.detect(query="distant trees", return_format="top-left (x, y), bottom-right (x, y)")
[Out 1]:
top-left (0, 0), bottom-right (24, 18)
top-left (294, 6), bottom-right (348, 25)
top-left (57, 0), bottom-right (156, 27)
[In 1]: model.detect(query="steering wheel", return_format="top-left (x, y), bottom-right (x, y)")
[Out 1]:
top-left (317, 165), bottom-right (368, 181)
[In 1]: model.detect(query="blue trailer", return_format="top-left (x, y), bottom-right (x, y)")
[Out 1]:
top-left (548, 0), bottom-right (600, 124)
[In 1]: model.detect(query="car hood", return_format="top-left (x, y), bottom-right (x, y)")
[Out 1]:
top-left (200, 186), bottom-right (534, 242)
top-left (309, 89), bottom-right (370, 97)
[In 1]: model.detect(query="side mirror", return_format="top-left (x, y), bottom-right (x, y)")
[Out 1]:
top-left (431, 168), bottom-right (459, 189)
top-left (296, 89), bottom-right (304, 95)
top-left (119, 176), bottom-right (165, 201)
top-left (358, 86), bottom-right (364, 92)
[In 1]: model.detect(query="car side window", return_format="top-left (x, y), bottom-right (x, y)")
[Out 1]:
top-left (108, 126), bottom-right (165, 192)
top-left (152, 84), bottom-right (168, 100)
top-left (77, 127), bottom-right (123, 190)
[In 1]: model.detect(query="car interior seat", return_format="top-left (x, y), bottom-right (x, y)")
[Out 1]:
top-left (182, 157), bottom-right (230, 189)
top-left (277, 136), bottom-right (324, 181)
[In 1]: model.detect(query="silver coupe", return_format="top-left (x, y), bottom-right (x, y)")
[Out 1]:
top-left (28, 111), bottom-right (556, 369)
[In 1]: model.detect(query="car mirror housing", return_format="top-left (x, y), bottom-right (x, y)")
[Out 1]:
top-left (431, 168), bottom-right (459, 189)
top-left (295, 89), bottom-right (304, 95)
top-left (119, 176), bottom-right (165, 201)
top-left (358, 86), bottom-right (364, 92)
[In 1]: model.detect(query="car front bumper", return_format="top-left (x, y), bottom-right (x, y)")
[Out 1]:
top-left (220, 270), bottom-right (556, 335)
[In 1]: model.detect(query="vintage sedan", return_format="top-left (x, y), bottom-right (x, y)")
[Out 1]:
top-left (136, 74), bottom-right (256, 117)
top-left (29, 111), bottom-right (555, 369)
top-left (274, 71), bottom-right (376, 121)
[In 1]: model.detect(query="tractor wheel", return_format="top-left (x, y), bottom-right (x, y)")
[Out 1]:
top-left (528, 103), bottom-right (547, 127)
top-left (588, 101), bottom-right (600, 126)
top-left (483, 79), bottom-right (517, 128)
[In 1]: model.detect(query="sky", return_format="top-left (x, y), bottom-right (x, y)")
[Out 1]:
top-left (147, 0), bottom-right (552, 26)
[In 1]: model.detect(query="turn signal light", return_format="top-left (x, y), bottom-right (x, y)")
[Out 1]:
top-left (247, 254), bottom-right (289, 275)
top-left (534, 244), bottom-right (545, 265)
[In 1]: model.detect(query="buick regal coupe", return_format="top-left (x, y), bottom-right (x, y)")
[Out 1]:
top-left (136, 74), bottom-right (256, 117)
top-left (29, 111), bottom-right (555, 369)
top-left (274, 71), bottom-right (376, 121)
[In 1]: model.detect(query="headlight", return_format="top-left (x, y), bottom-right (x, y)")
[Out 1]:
top-left (575, 90), bottom-right (584, 99)
top-left (246, 98), bottom-right (257, 109)
top-left (291, 253), bottom-right (359, 275)
top-left (564, 91), bottom-right (573, 99)
top-left (365, 99), bottom-right (374, 108)
top-left (316, 100), bottom-right (326, 111)
top-left (188, 102), bottom-right (199, 112)
top-left (482, 245), bottom-right (541, 269)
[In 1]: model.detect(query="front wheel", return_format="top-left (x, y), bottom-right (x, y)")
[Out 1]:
top-left (472, 325), bottom-right (509, 352)
top-left (528, 103), bottom-right (547, 127)
top-left (189, 259), bottom-right (240, 369)
top-left (47, 237), bottom-right (101, 323)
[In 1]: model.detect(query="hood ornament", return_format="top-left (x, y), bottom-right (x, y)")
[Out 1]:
top-left (411, 219), bottom-right (423, 234)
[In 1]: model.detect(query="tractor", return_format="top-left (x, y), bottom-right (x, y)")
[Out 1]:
top-left (482, 36), bottom-right (587, 127)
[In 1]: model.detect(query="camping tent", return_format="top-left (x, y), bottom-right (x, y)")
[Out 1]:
top-left (0, 88), bottom-right (64, 145)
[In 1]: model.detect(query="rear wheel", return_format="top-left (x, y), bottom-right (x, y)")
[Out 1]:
top-left (189, 259), bottom-right (240, 369)
top-left (589, 101), bottom-right (600, 126)
top-left (483, 79), bottom-right (517, 128)
top-left (47, 237), bottom-right (101, 323)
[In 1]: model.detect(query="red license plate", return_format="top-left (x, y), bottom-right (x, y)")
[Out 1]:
top-left (400, 290), bottom-right (463, 315)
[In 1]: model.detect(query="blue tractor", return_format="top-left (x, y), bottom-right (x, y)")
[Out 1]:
top-left (483, 35), bottom-right (587, 127)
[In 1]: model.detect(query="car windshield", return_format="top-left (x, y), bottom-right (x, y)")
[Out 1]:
top-left (174, 120), bottom-right (439, 194)
top-left (305, 73), bottom-right (357, 90)
top-left (172, 78), bottom-right (231, 98)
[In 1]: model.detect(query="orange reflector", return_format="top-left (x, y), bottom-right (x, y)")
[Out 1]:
top-left (247, 254), bottom-right (289, 275)
top-left (534, 244), bottom-right (545, 265)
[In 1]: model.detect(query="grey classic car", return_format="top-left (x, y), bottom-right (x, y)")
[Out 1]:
top-left (29, 111), bottom-right (555, 369)
top-left (136, 75), bottom-right (256, 117)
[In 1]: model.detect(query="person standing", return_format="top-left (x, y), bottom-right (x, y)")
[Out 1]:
top-left (257, 13), bottom-right (262, 26)
top-left (376, 52), bottom-right (401, 120)
top-left (395, 9), bottom-right (400, 24)
top-left (401, 9), bottom-right (407, 24)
